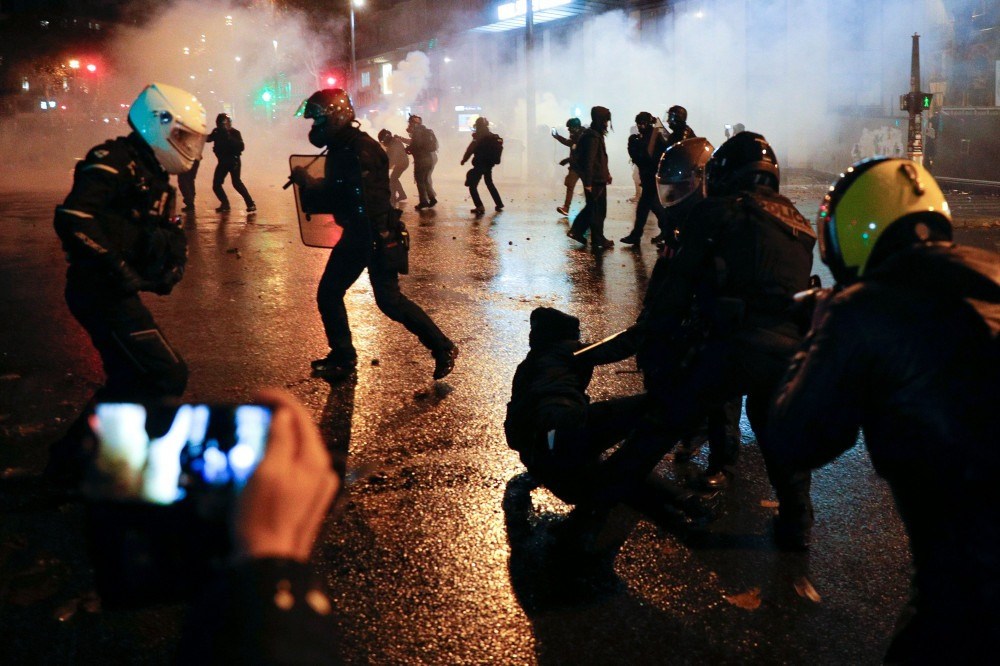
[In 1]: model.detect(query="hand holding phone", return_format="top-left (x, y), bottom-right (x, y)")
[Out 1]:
top-left (236, 389), bottom-right (339, 562)
top-left (551, 128), bottom-right (558, 137)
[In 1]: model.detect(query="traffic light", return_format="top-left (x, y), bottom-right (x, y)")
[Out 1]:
top-left (899, 91), bottom-right (933, 114)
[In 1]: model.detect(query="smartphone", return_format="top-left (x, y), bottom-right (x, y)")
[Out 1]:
top-left (83, 402), bottom-right (273, 607)
top-left (551, 128), bottom-right (558, 136)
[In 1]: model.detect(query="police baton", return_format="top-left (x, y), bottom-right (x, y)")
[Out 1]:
top-left (283, 149), bottom-right (328, 190)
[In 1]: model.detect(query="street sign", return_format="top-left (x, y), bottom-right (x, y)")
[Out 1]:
top-left (289, 154), bottom-right (343, 249)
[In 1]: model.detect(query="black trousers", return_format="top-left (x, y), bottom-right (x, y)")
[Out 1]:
top-left (597, 332), bottom-right (812, 524)
top-left (413, 155), bottom-right (437, 205)
top-left (177, 159), bottom-right (200, 208)
top-left (317, 222), bottom-right (451, 362)
top-left (65, 279), bottom-right (187, 400)
top-left (467, 165), bottom-right (503, 209)
top-left (212, 157), bottom-right (254, 207)
top-left (389, 165), bottom-right (408, 202)
top-left (569, 184), bottom-right (608, 242)
top-left (626, 178), bottom-right (667, 237)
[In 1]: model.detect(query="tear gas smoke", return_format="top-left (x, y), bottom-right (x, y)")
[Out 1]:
top-left (3, 0), bottom-right (950, 197)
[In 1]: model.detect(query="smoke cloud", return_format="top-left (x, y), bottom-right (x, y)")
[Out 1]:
top-left (3, 0), bottom-right (950, 193)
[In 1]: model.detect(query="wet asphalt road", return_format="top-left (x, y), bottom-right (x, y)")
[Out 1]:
top-left (0, 172), bottom-right (997, 665)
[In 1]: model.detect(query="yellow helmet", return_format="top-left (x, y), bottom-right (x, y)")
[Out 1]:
top-left (818, 157), bottom-right (953, 285)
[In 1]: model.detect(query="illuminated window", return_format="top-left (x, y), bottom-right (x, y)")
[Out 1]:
top-left (361, 71), bottom-right (371, 88)
top-left (380, 63), bottom-right (392, 94)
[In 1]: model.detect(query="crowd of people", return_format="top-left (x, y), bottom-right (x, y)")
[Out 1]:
top-left (46, 81), bottom-right (999, 663)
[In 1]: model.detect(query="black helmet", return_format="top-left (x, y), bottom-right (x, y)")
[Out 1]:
top-left (215, 113), bottom-right (231, 128)
top-left (296, 88), bottom-right (355, 129)
top-left (635, 111), bottom-right (654, 126)
top-left (657, 137), bottom-right (714, 208)
top-left (705, 131), bottom-right (780, 196)
top-left (666, 105), bottom-right (687, 130)
top-left (377, 128), bottom-right (392, 143)
top-left (566, 117), bottom-right (582, 130)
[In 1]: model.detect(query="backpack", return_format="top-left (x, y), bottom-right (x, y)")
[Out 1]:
top-left (481, 134), bottom-right (504, 165)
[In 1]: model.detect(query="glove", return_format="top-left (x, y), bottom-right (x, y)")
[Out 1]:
top-left (151, 266), bottom-right (184, 295)
top-left (115, 261), bottom-right (153, 295)
top-left (288, 166), bottom-right (311, 187)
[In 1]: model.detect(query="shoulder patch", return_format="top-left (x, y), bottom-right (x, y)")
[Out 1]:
top-left (91, 149), bottom-right (110, 159)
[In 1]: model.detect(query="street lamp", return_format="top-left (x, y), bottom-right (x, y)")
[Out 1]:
top-left (350, 0), bottom-right (364, 95)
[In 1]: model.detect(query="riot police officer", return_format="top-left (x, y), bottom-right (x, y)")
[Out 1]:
top-left (765, 158), bottom-right (999, 661)
top-left (664, 105), bottom-right (696, 146)
top-left (49, 82), bottom-right (207, 478)
top-left (621, 111), bottom-right (669, 245)
top-left (291, 89), bottom-right (458, 380)
top-left (578, 132), bottom-right (816, 542)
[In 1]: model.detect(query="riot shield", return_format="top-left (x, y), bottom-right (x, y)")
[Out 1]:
top-left (288, 154), bottom-right (343, 249)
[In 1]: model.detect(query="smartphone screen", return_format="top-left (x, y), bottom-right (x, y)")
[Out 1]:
top-left (86, 402), bottom-right (271, 506)
top-left (84, 402), bottom-right (273, 607)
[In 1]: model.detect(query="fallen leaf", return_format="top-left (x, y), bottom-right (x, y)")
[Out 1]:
top-left (724, 587), bottom-right (761, 610)
top-left (794, 576), bottom-right (822, 603)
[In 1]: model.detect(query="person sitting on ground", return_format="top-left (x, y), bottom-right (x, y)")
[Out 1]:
top-left (504, 307), bottom-right (707, 537)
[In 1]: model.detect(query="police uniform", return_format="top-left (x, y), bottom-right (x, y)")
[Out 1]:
top-left (767, 241), bottom-right (1000, 660)
top-left (590, 185), bottom-right (816, 526)
top-left (54, 133), bottom-right (189, 403)
top-left (303, 125), bottom-right (454, 369)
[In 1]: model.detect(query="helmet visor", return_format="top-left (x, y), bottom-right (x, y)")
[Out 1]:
top-left (659, 178), bottom-right (697, 207)
top-left (295, 99), bottom-right (320, 119)
top-left (169, 126), bottom-right (206, 162)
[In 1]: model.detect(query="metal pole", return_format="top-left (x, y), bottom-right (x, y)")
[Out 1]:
top-left (907, 33), bottom-right (924, 165)
top-left (350, 1), bottom-right (357, 96)
top-left (525, 0), bottom-right (535, 178)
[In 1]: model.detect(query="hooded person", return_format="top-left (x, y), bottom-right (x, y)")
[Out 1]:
top-left (460, 116), bottom-right (504, 216)
top-left (553, 117), bottom-right (584, 216)
top-left (566, 106), bottom-right (615, 252)
top-left (206, 112), bottom-right (256, 213)
top-left (505, 307), bottom-right (710, 534)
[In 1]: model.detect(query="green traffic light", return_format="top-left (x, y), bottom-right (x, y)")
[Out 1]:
top-left (922, 95), bottom-right (931, 108)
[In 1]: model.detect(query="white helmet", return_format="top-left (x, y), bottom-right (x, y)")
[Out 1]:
top-left (128, 82), bottom-right (208, 174)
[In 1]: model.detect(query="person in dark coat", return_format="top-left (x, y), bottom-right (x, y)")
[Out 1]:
top-left (505, 308), bottom-right (705, 531)
top-left (378, 128), bottom-right (409, 205)
top-left (552, 117), bottom-right (583, 216)
top-left (176, 157), bottom-right (200, 213)
top-left (400, 115), bottom-right (438, 210)
top-left (566, 106), bottom-right (614, 252)
top-left (460, 116), bottom-right (504, 216)
top-left (576, 132), bottom-right (816, 544)
top-left (621, 111), bottom-right (669, 245)
top-left (291, 89), bottom-right (458, 381)
top-left (765, 157), bottom-right (1000, 662)
top-left (207, 113), bottom-right (255, 213)
top-left (48, 83), bottom-right (207, 480)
